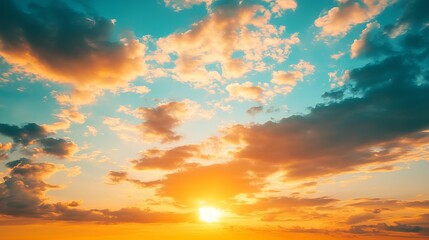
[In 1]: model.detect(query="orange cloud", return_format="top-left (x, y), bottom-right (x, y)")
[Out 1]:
top-left (267, 0), bottom-right (298, 17)
top-left (138, 100), bottom-right (211, 143)
top-left (0, 142), bottom-right (12, 161)
top-left (315, 0), bottom-right (391, 38)
top-left (131, 145), bottom-right (203, 170)
top-left (226, 82), bottom-right (267, 102)
top-left (0, 1), bottom-right (147, 98)
top-left (271, 60), bottom-right (315, 90)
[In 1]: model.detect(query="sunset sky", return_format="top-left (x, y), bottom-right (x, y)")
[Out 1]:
top-left (0, 0), bottom-right (429, 239)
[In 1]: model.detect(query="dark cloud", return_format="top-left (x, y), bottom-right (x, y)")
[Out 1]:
top-left (0, 123), bottom-right (77, 158)
top-left (350, 223), bottom-right (422, 234)
top-left (321, 89), bottom-right (344, 100)
top-left (0, 0), bottom-right (146, 91)
top-left (38, 138), bottom-right (77, 158)
top-left (0, 123), bottom-right (50, 146)
top-left (0, 158), bottom-right (58, 217)
top-left (107, 171), bottom-right (128, 183)
top-left (246, 106), bottom-right (263, 116)
top-left (385, 0), bottom-right (429, 37)
top-left (5, 157), bottom-right (32, 168)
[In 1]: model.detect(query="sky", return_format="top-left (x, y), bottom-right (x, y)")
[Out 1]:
top-left (0, 0), bottom-right (428, 239)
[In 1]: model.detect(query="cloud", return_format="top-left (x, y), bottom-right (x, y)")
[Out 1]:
top-left (246, 106), bottom-right (264, 116)
top-left (107, 171), bottom-right (160, 188)
top-left (350, 22), bottom-right (394, 58)
top-left (226, 82), bottom-right (267, 102)
top-left (385, 0), bottom-right (429, 37)
top-left (38, 138), bottom-right (78, 158)
top-left (327, 70), bottom-right (349, 88)
top-left (271, 60), bottom-right (315, 90)
top-left (138, 100), bottom-right (210, 143)
top-left (103, 117), bottom-right (140, 142)
top-left (0, 158), bottom-right (192, 223)
top-left (131, 145), bottom-right (202, 170)
top-left (0, 123), bottom-right (50, 146)
top-left (0, 123), bottom-right (77, 158)
top-left (266, 0), bottom-right (297, 17)
top-left (0, 0), bottom-right (146, 93)
top-left (54, 107), bottom-right (87, 125)
top-left (220, 26), bottom-right (429, 180)
top-left (0, 158), bottom-right (59, 217)
top-left (0, 142), bottom-right (12, 161)
top-left (350, 223), bottom-right (423, 234)
top-left (84, 126), bottom-right (98, 137)
top-left (163, 0), bottom-right (213, 11)
top-left (346, 212), bottom-right (378, 224)
top-left (154, 2), bottom-right (299, 88)
top-left (315, 0), bottom-right (391, 38)
top-left (331, 51), bottom-right (345, 60)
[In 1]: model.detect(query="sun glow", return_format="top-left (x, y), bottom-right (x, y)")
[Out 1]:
top-left (198, 206), bottom-right (222, 223)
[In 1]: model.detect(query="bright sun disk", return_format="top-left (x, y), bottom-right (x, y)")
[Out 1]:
top-left (198, 206), bottom-right (221, 223)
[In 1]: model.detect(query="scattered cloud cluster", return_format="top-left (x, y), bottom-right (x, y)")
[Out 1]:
top-left (155, 1), bottom-right (299, 88)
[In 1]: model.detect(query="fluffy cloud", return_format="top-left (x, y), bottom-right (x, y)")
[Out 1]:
top-left (0, 158), bottom-right (59, 217)
top-left (0, 0), bottom-right (146, 93)
top-left (271, 60), bottom-right (315, 90)
top-left (38, 138), bottom-right (77, 159)
top-left (315, 0), bottom-right (391, 38)
top-left (155, 1), bottom-right (299, 88)
top-left (138, 100), bottom-right (211, 143)
top-left (226, 82), bottom-right (268, 102)
top-left (263, 0), bottom-right (297, 17)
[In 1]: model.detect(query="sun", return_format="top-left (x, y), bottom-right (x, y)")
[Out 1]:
top-left (198, 206), bottom-right (221, 223)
